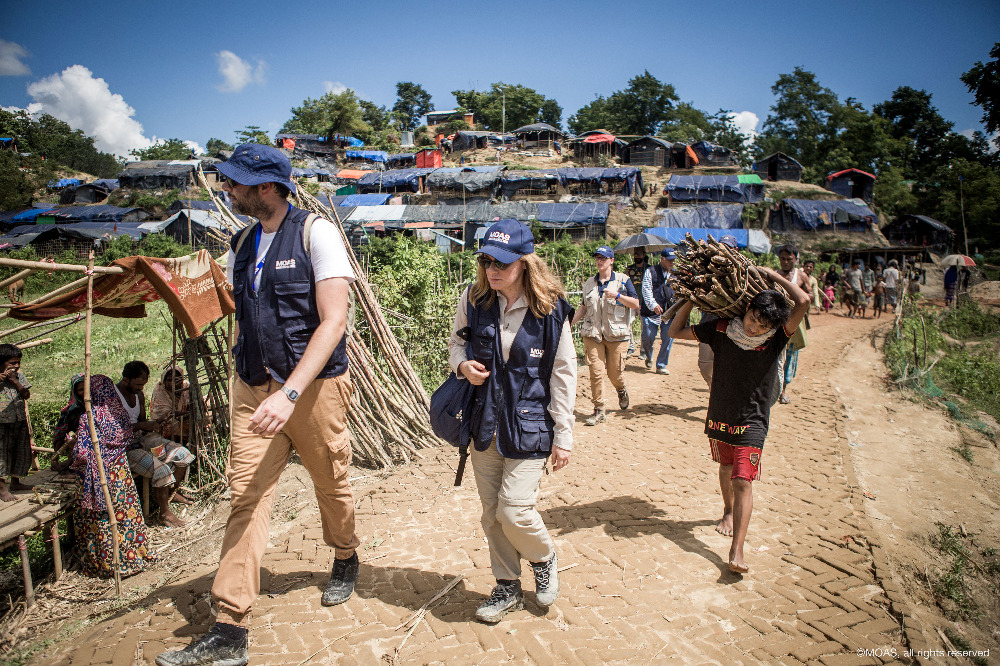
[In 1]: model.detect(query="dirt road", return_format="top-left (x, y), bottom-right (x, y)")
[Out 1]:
top-left (43, 313), bottom-right (922, 665)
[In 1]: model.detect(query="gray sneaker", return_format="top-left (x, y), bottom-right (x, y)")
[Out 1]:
top-left (530, 553), bottom-right (560, 607)
top-left (618, 388), bottom-right (630, 410)
top-left (155, 624), bottom-right (248, 666)
top-left (584, 409), bottom-right (606, 426)
top-left (475, 580), bottom-right (524, 623)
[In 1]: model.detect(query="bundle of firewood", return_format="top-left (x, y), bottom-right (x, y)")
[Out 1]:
top-left (668, 233), bottom-right (789, 318)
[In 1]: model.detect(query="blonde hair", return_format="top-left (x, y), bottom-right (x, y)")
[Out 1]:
top-left (469, 253), bottom-right (567, 319)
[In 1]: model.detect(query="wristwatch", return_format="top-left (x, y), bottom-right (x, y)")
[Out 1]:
top-left (280, 386), bottom-right (299, 403)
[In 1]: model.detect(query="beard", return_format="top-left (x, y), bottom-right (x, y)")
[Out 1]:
top-left (231, 186), bottom-right (276, 220)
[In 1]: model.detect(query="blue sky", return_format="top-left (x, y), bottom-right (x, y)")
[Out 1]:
top-left (1, 0), bottom-right (996, 157)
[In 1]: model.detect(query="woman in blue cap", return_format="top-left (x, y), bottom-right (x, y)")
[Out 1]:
top-left (448, 219), bottom-right (577, 623)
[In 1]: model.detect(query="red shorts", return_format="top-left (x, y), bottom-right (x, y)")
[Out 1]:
top-left (709, 439), bottom-right (762, 481)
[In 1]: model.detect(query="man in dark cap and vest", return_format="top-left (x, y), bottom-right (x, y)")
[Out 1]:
top-left (158, 144), bottom-right (359, 666)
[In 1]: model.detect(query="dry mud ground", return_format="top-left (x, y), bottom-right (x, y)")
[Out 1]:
top-left (4, 309), bottom-right (998, 665)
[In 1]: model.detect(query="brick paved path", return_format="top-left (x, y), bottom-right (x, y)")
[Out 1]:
top-left (52, 314), bottom-right (910, 665)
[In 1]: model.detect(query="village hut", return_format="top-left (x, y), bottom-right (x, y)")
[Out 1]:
top-left (825, 168), bottom-right (876, 203)
top-left (752, 152), bottom-right (803, 182)
top-left (622, 137), bottom-right (672, 166)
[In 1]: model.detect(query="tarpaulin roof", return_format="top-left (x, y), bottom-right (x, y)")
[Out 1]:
top-left (625, 136), bottom-right (671, 149)
top-left (558, 167), bottom-right (644, 198)
top-left (754, 152), bottom-right (803, 168)
top-left (775, 198), bottom-right (877, 231)
top-left (291, 167), bottom-right (330, 177)
top-left (426, 168), bottom-right (503, 193)
top-left (501, 169), bottom-right (559, 182)
top-left (344, 205), bottom-right (406, 222)
top-left (1, 222), bottom-right (147, 246)
top-left (737, 174), bottom-right (763, 185)
top-left (0, 210), bottom-right (29, 224)
top-left (348, 202), bottom-right (610, 227)
top-left (141, 209), bottom-right (249, 234)
top-left (118, 163), bottom-right (195, 176)
top-left (47, 205), bottom-right (148, 222)
top-left (90, 179), bottom-right (120, 190)
top-left (8, 252), bottom-right (234, 338)
top-left (536, 203), bottom-right (609, 225)
top-left (435, 166), bottom-right (505, 173)
top-left (386, 153), bottom-right (416, 162)
top-left (12, 208), bottom-right (55, 222)
top-left (345, 150), bottom-right (389, 163)
top-left (346, 137), bottom-right (364, 147)
top-left (646, 227), bottom-right (771, 255)
top-left (899, 214), bottom-right (952, 234)
top-left (583, 134), bottom-right (615, 144)
top-left (48, 178), bottom-right (80, 188)
top-left (339, 193), bottom-right (392, 207)
top-left (652, 204), bottom-right (744, 229)
top-left (664, 175), bottom-right (763, 203)
top-left (333, 169), bottom-right (369, 180)
top-left (169, 199), bottom-right (231, 212)
top-left (358, 168), bottom-right (435, 192)
top-left (511, 123), bottom-right (562, 135)
top-left (827, 168), bottom-right (876, 182)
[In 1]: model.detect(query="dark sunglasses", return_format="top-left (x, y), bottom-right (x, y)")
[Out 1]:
top-left (478, 256), bottom-right (511, 271)
top-left (222, 176), bottom-right (242, 187)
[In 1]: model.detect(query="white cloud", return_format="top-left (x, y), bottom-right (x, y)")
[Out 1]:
top-left (25, 65), bottom-right (151, 157)
top-left (216, 50), bottom-right (266, 93)
top-left (0, 40), bottom-right (30, 76)
top-left (729, 111), bottom-right (760, 138)
top-left (183, 139), bottom-right (205, 155)
top-left (323, 80), bottom-right (347, 95)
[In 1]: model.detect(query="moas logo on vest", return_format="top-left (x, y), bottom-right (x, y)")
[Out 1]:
top-left (488, 231), bottom-right (511, 244)
top-left (529, 348), bottom-right (544, 358)
top-left (275, 259), bottom-right (296, 270)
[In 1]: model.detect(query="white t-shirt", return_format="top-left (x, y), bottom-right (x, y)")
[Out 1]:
top-left (883, 267), bottom-right (899, 289)
top-left (225, 217), bottom-right (356, 289)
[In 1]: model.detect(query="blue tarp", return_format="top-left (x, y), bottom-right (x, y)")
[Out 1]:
top-left (291, 168), bottom-right (330, 177)
top-left (652, 205), bottom-right (744, 229)
top-left (345, 150), bottom-right (388, 163)
top-left (346, 137), bottom-right (364, 148)
top-left (358, 168), bottom-right (435, 193)
top-left (48, 205), bottom-right (146, 222)
top-left (645, 227), bottom-right (772, 255)
top-left (0, 222), bottom-right (147, 246)
top-left (47, 178), bottom-right (81, 189)
top-left (664, 175), bottom-right (763, 203)
top-left (91, 179), bottom-right (120, 191)
top-left (12, 209), bottom-right (55, 222)
top-left (773, 198), bottom-right (877, 232)
top-left (386, 153), bottom-right (416, 164)
top-left (339, 193), bottom-right (391, 207)
top-left (536, 203), bottom-right (609, 225)
top-left (434, 166), bottom-right (505, 174)
top-left (557, 167), bottom-right (643, 198)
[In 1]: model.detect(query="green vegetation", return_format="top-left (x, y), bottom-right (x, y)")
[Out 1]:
top-left (453, 82), bottom-right (562, 132)
top-left (130, 138), bottom-right (191, 161)
top-left (393, 82), bottom-right (434, 132)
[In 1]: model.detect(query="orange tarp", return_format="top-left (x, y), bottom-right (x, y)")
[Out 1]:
top-left (9, 251), bottom-right (234, 338)
top-left (685, 145), bottom-right (699, 166)
top-left (335, 170), bottom-right (368, 180)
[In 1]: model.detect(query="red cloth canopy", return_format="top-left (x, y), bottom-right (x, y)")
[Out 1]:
top-left (826, 168), bottom-right (876, 181)
top-left (583, 134), bottom-right (616, 144)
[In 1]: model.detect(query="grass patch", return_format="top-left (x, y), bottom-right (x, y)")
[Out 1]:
top-left (929, 523), bottom-right (975, 618)
top-left (943, 628), bottom-right (990, 666)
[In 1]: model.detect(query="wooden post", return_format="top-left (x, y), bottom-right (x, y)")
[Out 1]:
top-left (82, 250), bottom-right (122, 597)
top-left (18, 534), bottom-right (33, 608)
top-left (51, 521), bottom-right (62, 581)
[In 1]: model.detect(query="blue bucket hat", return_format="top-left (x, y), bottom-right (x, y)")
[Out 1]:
top-left (660, 248), bottom-right (676, 259)
top-left (593, 246), bottom-right (614, 259)
top-left (719, 235), bottom-right (738, 248)
top-left (477, 219), bottom-right (533, 264)
top-left (217, 143), bottom-right (297, 194)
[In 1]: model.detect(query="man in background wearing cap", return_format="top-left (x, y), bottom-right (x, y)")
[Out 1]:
top-left (698, 236), bottom-right (738, 388)
top-left (640, 248), bottom-right (677, 374)
top-left (158, 144), bottom-right (360, 666)
top-left (571, 246), bottom-right (640, 425)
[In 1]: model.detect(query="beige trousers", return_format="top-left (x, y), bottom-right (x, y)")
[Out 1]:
top-left (583, 337), bottom-right (629, 409)
top-left (212, 374), bottom-right (359, 626)
top-left (472, 440), bottom-right (554, 581)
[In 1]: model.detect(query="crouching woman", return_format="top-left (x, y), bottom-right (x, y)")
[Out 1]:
top-left (448, 219), bottom-right (577, 623)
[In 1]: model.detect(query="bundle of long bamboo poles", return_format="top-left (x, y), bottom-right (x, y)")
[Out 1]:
top-left (669, 233), bottom-right (790, 318)
top-left (291, 189), bottom-right (445, 467)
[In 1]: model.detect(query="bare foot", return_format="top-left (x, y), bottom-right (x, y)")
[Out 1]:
top-left (159, 511), bottom-right (185, 527)
top-left (170, 491), bottom-right (194, 506)
top-left (0, 488), bottom-right (16, 502)
top-left (729, 545), bottom-right (748, 574)
top-left (10, 480), bottom-right (33, 491)
top-left (716, 513), bottom-right (734, 536)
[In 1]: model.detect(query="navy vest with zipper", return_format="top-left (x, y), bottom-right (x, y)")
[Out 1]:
top-left (649, 265), bottom-right (674, 310)
top-left (466, 294), bottom-right (573, 459)
top-left (231, 206), bottom-right (347, 385)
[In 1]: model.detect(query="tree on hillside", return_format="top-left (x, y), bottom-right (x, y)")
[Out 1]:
top-left (659, 102), bottom-right (712, 142)
top-left (706, 110), bottom-right (754, 165)
top-left (206, 138), bottom-right (233, 154)
top-left (0, 108), bottom-right (121, 178)
top-left (872, 165), bottom-right (918, 220)
top-left (392, 82), bottom-right (433, 131)
top-left (567, 96), bottom-right (614, 135)
top-left (961, 42), bottom-right (1000, 150)
top-left (755, 67), bottom-right (840, 178)
top-left (358, 100), bottom-right (400, 149)
top-left (281, 90), bottom-right (369, 140)
top-left (452, 83), bottom-right (562, 132)
top-left (0, 151), bottom-right (50, 210)
top-left (920, 158), bottom-right (1000, 247)
top-left (605, 70), bottom-right (679, 136)
top-left (235, 125), bottom-right (272, 146)
top-left (131, 138), bottom-right (191, 160)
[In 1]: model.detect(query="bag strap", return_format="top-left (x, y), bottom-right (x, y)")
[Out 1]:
top-left (232, 220), bottom-right (259, 257)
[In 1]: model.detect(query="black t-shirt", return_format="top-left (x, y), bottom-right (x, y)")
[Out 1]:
top-left (692, 318), bottom-right (791, 449)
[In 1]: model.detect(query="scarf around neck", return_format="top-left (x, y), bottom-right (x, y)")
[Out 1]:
top-left (726, 314), bottom-right (777, 351)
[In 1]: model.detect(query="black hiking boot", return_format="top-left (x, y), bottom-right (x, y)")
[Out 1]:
top-left (618, 388), bottom-right (630, 410)
top-left (530, 552), bottom-right (560, 607)
top-left (322, 552), bottom-right (359, 606)
top-left (475, 579), bottom-right (524, 623)
top-left (155, 623), bottom-right (248, 666)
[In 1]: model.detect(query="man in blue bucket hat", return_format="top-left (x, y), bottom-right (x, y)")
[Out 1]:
top-left (158, 144), bottom-right (362, 666)
top-left (639, 247), bottom-right (677, 375)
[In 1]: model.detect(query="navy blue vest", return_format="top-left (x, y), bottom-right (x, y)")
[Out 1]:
top-left (466, 295), bottom-right (573, 459)
top-left (230, 206), bottom-right (348, 385)
top-left (649, 265), bottom-right (674, 310)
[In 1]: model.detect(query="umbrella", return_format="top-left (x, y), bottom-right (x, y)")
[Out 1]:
top-left (614, 232), bottom-right (673, 254)
top-left (941, 254), bottom-right (976, 267)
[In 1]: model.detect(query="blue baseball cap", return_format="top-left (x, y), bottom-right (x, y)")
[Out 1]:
top-left (719, 235), bottom-right (738, 248)
top-left (593, 246), bottom-right (614, 259)
top-left (660, 248), bottom-right (676, 259)
top-left (477, 219), bottom-right (533, 263)
top-left (217, 143), bottom-right (297, 194)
